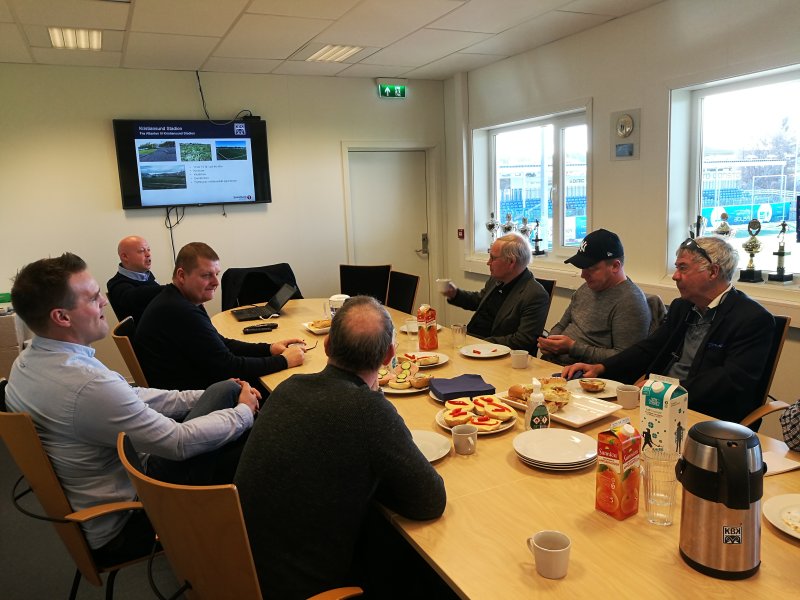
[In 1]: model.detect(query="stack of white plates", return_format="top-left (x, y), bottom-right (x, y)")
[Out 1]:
top-left (512, 429), bottom-right (597, 471)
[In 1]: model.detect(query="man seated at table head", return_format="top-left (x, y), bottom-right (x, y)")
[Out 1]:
top-left (135, 241), bottom-right (305, 392)
top-left (538, 228), bottom-right (650, 365)
top-left (234, 295), bottom-right (446, 598)
top-left (107, 235), bottom-right (164, 324)
top-left (439, 231), bottom-right (549, 354)
top-left (564, 236), bottom-right (775, 423)
top-left (5, 252), bottom-right (260, 565)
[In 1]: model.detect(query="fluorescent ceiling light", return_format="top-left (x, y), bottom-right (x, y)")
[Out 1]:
top-left (48, 27), bottom-right (102, 50)
top-left (306, 45), bottom-right (363, 63)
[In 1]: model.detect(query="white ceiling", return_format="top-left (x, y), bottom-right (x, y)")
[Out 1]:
top-left (0, 0), bottom-right (664, 80)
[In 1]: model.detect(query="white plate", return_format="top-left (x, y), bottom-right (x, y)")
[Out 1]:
top-left (382, 383), bottom-right (430, 395)
top-left (435, 409), bottom-right (516, 436)
top-left (517, 455), bottom-right (597, 471)
top-left (400, 323), bottom-right (442, 333)
top-left (763, 494), bottom-right (800, 540)
top-left (302, 321), bottom-right (330, 335)
top-left (498, 390), bottom-right (621, 428)
top-left (513, 429), bottom-right (597, 465)
top-left (411, 430), bottom-right (451, 462)
top-left (459, 343), bottom-right (511, 358)
top-left (565, 378), bottom-right (622, 400)
top-left (397, 351), bottom-right (450, 369)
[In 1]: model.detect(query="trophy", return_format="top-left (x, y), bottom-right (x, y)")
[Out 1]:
top-left (485, 212), bottom-right (500, 241)
top-left (518, 217), bottom-right (533, 242)
top-left (738, 219), bottom-right (764, 283)
top-left (714, 212), bottom-right (732, 238)
top-left (689, 215), bottom-right (705, 239)
top-left (500, 212), bottom-right (517, 235)
top-left (532, 219), bottom-right (546, 256)
top-left (767, 220), bottom-right (794, 284)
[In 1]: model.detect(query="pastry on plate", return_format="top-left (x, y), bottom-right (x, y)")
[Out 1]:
top-left (483, 400), bottom-right (516, 422)
top-left (445, 397), bottom-right (475, 412)
top-left (469, 415), bottom-right (503, 432)
top-left (310, 319), bottom-right (331, 329)
top-left (579, 378), bottom-right (606, 393)
top-left (444, 408), bottom-right (474, 427)
top-left (540, 377), bottom-right (571, 413)
top-left (409, 373), bottom-right (433, 389)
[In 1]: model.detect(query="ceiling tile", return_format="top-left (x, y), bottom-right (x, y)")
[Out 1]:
top-left (431, 0), bottom-right (569, 34)
top-left (10, 0), bottom-right (129, 29)
top-left (124, 32), bottom-right (218, 71)
top-left (465, 10), bottom-right (611, 56)
top-left (363, 28), bottom-right (491, 67)
top-left (203, 56), bottom-right (282, 74)
top-left (336, 62), bottom-right (414, 78)
top-left (31, 47), bottom-right (121, 67)
top-left (0, 0), bottom-right (13, 23)
top-left (562, 0), bottom-right (665, 18)
top-left (403, 51), bottom-right (507, 79)
top-left (0, 22), bottom-right (31, 62)
top-left (214, 13), bottom-right (330, 59)
top-left (131, 0), bottom-right (249, 37)
top-left (271, 59), bottom-right (350, 76)
top-left (316, 0), bottom-right (464, 47)
top-left (247, 0), bottom-right (361, 20)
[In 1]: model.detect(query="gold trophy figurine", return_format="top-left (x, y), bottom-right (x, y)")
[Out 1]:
top-left (738, 219), bottom-right (764, 283)
top-left (518, 217), bottom-right (533, 242)
top-left (767, 220), bottom-right (793, 284)
top-left (500, 212), bottom-right (517, 234)
top-left (714, 212), bottom-right (732, 237)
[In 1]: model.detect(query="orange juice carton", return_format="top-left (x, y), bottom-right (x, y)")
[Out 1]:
top-left (417, 304), bottom-right (438, 350)
top-left (640, 374), bottom-right (688, 453)
top-left (596, 417), bottom-right (641, 521)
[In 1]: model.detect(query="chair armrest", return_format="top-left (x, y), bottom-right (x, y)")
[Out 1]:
top-left (740, 400), bottom-right (790, 428)
top-left (66, 501), bottom-right (144, 523)
top-left (308, 587), bottom-right (363, 600)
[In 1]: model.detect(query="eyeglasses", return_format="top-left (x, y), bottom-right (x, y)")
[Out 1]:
top-left (679, 238), bottom-right (713, 265)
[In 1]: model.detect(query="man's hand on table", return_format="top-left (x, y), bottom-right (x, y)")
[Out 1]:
top-left (562, 362), bottom-right (604, 379)
top-left (270, 338), bottom-right (307, 368)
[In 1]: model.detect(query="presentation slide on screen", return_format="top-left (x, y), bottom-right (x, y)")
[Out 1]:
top-left (134, 123), bottom-right (256, 206)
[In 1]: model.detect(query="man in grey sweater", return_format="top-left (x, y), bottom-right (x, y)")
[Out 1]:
top-left (538, 229), bottom-right (650, 365)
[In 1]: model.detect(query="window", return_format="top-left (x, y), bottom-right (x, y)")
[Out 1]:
top-left (689, 72), bottom-right (799, 274)
top-left (473, 109), bottom-right (588, 259)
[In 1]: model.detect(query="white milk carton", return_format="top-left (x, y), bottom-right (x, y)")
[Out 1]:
top-left (640, 374), bottom-right (688, 453)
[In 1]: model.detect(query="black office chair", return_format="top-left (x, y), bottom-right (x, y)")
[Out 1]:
top-left (536, 277), bottom-right (555, 301)
top-left (339, 265), bottom-right (391, 304)
top-left (386, 271), bottom-right (420, 314)
top-left (220, 263), bottom-right (303, 310)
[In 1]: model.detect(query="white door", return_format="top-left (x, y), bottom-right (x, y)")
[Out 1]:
top-left (348, 150), bottom-right (431, 306)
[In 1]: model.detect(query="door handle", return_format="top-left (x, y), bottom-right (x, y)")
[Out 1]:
top-left (416, 233), bottom-right (429, 255)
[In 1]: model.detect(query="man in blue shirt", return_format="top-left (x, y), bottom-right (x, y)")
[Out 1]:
top-left (106, 235), bottom-right (163, 324)
top-left (6, 252), bottom-right (259, 565)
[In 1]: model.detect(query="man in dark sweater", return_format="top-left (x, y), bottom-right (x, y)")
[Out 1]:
top-left (234, 296), bottom-right (447, 599)
top-left (135, 242), bottom-right (305, 391)
top-left (106, 235), bottom-right (163, 324)
top-left (564, 236), bottom-right (774, 423)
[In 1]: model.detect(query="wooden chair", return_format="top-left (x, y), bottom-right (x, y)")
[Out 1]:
top-left (111, 316), bottom-right (149, 387)
top-left (740, 315), bottom-right (791, 430)
top-left (117, 433), bottom-right (363, 600)
top-left (0, 385), bottom-right (151, 600)
top-left (386, 271), bottom-right (420, 313)
top-left (339, 264), bottom-right (391, 304)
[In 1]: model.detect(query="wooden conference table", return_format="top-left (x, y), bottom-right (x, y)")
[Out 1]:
top-left (212, 299), bottom-right (800, 599)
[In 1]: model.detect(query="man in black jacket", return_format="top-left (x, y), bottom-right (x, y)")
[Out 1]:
top-left (565, 236), bottom-right (774, 423)
top-left (107, 235), bottom-right (163, 323)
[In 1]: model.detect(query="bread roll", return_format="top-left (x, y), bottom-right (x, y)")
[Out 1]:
top-left (444, 408), bottom-right (474, 427)
top-left (416, 354), bottom-right (440, 366)
top-left (377, 367), bottom-right (392, 386)
top-left (469, 415), bottom-right (502, 432)
top-left (445, 398), bottom-right (475, 412)
top-left (387, 378), bottom-right (410, 390)
top-left (579, 378), bottom-right (606, 392)
top-left (409, 374), bottom-right (433, 389)
top-left (484, 401), bottom-right (516, 422)
top-left (508, 384), bottom-right (532, 402)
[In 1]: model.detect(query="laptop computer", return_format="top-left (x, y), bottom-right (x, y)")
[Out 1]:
top-left (230, 283), bottom-right (297, 321)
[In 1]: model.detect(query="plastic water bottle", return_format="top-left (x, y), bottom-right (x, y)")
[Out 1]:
top-left (526, 379), bottom-right (549, 430)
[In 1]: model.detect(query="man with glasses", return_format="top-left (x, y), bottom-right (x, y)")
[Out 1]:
top-left (564, 236), bottom-right (774, 423)
top-left (439, 232), bottom-right (549, 354)
top-left (538, 229), bottom-right (650, 365)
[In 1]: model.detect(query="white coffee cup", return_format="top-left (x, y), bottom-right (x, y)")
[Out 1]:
top-left (451, 424), bottom-right (477, 455)
top-left (616, 384), bottom-right (641, 409)
top-left (328, 294), bottom-right (349, 316)
top-left (510, 349), bottom-right (529, 369)
top-left (436, 278), bottom-right (452, 293)
top-left (527, 530), bottom-right (571, 579)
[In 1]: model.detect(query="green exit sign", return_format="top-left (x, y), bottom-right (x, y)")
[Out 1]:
top-left (378, 84), bottom-right (406, 98)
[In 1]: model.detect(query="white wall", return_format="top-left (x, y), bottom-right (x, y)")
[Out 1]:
top-left (0, 65), bottom-right (445, 371)
top-left (441, 0), bottom-right (800, 432)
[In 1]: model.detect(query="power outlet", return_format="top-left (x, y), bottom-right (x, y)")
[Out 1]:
top-left (457, 228), bottom-right (465, 239)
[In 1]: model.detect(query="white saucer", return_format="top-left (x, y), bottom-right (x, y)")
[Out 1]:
top-left (410, 430), bottom-right (450, 462)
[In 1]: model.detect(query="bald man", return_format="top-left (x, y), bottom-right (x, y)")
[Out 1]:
top-left (107, 235), bottom-right (164, 323)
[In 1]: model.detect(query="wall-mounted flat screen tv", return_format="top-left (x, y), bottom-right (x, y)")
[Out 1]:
top-left (112, 119), bottom-right (271, 209)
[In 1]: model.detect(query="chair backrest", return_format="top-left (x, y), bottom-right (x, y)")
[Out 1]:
top-left (536, 277), bottom-right (556, 301)
top-left (754, 315), bottom-right (791, 409)
top-left (645, 293), bottom-right (667, 333)
top-left (339, 265), bottom-right (391, 304)
top-left (0, 406), bottom-right (105, 586)
top-left (220, 264), bottom-right (303, 311)
top-left (112, 316), bottom-right (149, 387)
top-left (117, 433), bottom-right (263, 600)
top-left (386, 271), bottom-right (420, 314)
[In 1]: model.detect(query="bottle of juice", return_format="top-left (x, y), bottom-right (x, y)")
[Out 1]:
top-left (417, 304), bottom-right (438, 350)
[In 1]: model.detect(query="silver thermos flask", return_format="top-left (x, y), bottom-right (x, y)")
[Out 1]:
top-left (675, 420), bottom-right (766, 579)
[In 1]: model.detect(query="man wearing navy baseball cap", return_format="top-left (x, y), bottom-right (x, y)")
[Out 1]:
top-left (539, 229), bottom-right (651, 365)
